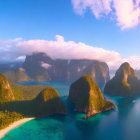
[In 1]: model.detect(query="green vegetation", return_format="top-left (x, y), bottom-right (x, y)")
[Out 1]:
top-left (0, 87), bottom-right (66, 118)
top-left (3, 68), bottom-right (51, 83)
top-left (35, 87), bottom-right (66, 116)
top-left (104, 62), bottom-right (140, 97)
top-left (11, 83), bottom-right (48, 100)
top-left (0, 73), bottom-right (15, 102)
top-left (0, 73), bottom-right (66, 130)
top-left (0, 72), bottom-right (46, 103)
top-left (69, 75), bottom-right (115, 118)
top-left (0, 110), bottom-right (23, 130)
top-left (4, 69), bottom-right (31, 83)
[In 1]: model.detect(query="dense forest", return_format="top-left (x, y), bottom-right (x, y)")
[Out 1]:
top-left (0, 111), bottom-right (23, 129)
top-left (0, 72), bottom-right (67, 130)
top-left (0, 73), bottom-right (51, 129)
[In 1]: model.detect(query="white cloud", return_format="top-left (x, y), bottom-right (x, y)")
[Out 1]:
top-left (72, 0), bottom-right (112, 18)
top-left (41, 62), bottom-right (51, 69)
top-left (0, 37), bottom-right (22, 44)
top-left (124, 56), bottom-right (140, 70)
top-left (0, 35), bottom-right (140, 69)
top-left (72, 0), bottom-right (140, 29)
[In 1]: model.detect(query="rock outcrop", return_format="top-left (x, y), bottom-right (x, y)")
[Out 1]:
top-left (68, 75), bottom-right (115, 119)
top-left (0, 73), bottom-right (15, 102)
top-left (82, 61), bottom-right (110, 84)
top-left (35, 87), bottom-right (66, 116)
top-left (104, 62), bottom-right (140, 96)
top-left (22, 52), bottom-right (110, 84)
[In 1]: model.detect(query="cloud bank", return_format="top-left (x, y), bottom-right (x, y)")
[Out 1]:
top-left (71, 0), bottom-right (140, 29)
top-left (0, 35), bottom-right (140, 69)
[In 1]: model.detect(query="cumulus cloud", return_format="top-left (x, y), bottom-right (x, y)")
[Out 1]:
top-left (0, 35), bottom-right (140, 69)
top-left (0, 37), bottom-right (24, 63)
top-left (71, 0), bottom-right (140, 29)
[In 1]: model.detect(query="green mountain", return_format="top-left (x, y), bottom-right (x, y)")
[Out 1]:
top-left (35, 87), bottom-right (66, 116)
top-left (4, 67), bottom-right (51, 83)
top-left (0, 73), bottom-right (15, 102)
top-left (104, 62), bottom-right (140, 96)
top-left (68, 75), bottom-right (115, 119)
top-left (4, 68), bottom-right (31, 83)
top-left (11, 83), bottom-right (48, 100)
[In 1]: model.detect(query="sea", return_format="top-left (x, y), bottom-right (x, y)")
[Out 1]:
top-left (2, 80), bottom-right (140, 140)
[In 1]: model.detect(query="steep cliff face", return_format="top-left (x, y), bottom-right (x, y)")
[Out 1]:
top-left (135, 70), bottom-right (140, 79)
top-left (0, 73), bottom-right (15, 102)
top-left (82, 61), bottom-right (110, 84)
top-left (104, 62), bottom-right (140, 96)
top-left (22, 53), bottom-right (51, 81)
top-left (35, 87), bottom-right (66, 116)
top-left (68, 75), bottom-right (115, 119)
top-left (22, 53), bottom-right (110, 84)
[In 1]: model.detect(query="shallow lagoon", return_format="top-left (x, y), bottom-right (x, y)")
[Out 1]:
top-left (2, 81), bottom-right (140, 140)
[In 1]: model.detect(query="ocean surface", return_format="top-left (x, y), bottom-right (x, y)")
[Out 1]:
top-left (2, 80), bottom-right (140, 140)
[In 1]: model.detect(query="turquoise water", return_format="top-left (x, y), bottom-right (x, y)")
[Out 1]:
top-left (2, 81), bottom-right (140, 140)
top-left (19, 80), bottom-right (71, 96)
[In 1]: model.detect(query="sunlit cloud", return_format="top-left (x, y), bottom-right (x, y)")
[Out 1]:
top-left (71, 0), bottom-right (140, 29)
top-left (0, 35), bottom-right (140, 69)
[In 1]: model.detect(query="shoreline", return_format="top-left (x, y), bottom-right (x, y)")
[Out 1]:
top-left (0, 118), bottom-right (34, 139)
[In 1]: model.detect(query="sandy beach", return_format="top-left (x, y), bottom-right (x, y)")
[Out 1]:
top-left (0, 118), bottom-right (34, 139)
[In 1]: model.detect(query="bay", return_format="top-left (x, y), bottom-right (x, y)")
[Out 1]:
top-left (2, 81), bottom-right (140, 140)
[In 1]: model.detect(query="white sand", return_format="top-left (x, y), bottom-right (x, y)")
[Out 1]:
top-left (0, 118), bottom-right (34, 139)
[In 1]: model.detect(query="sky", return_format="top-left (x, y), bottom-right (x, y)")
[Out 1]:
top-left (0, 0), bottom-right (140, 69)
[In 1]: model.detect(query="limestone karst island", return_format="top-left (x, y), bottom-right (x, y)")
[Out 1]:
top-left (1, 0), bottom-right (140, 140)
top-left (68, 75), bottom-right (115, 119)
top-left (104, 62), bottom-right (140, 97)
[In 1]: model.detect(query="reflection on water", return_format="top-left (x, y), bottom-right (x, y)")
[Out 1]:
top-left (2, 81), bottom-right (140, 140)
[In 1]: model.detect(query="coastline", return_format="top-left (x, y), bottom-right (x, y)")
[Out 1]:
top-left (84, 105), bottom-right (116, 119)
top-left (0, 118), bottom-right (34, 139)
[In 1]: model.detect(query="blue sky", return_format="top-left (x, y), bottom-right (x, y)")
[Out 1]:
top-left (0, 0), bottom-right (140, 68)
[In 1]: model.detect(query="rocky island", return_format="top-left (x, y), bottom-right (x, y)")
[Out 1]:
top-left (0, 73), bottom-right (24, 130)
top-left (104, 62), bottom-right (140, 97)
top-left (35, 87), bottom-right (66, 116)
top-left (68, 75), bottom-right (115, 119)
top-left (0, 73), bottom-right (66, 132)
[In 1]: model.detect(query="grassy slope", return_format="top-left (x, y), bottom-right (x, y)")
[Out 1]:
top-left (0, 83), bottom-right (48, 129)
top-left (11, 83), bottom-right (48, 100)
top-left (35, 87), bottom-right (66, 116)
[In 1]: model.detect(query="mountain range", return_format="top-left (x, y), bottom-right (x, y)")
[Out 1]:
top-left (2, 52), bottom-right (110, 84)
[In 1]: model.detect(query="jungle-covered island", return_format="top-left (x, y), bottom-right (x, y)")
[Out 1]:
top-left (104, 62), bottom-right (140, 97)
top-left (0, 73), bottom-right (65, 130)
top-left (2, 62), bottom-right (140, 137)
top-left (68, 75), bottom-right (115, 119)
